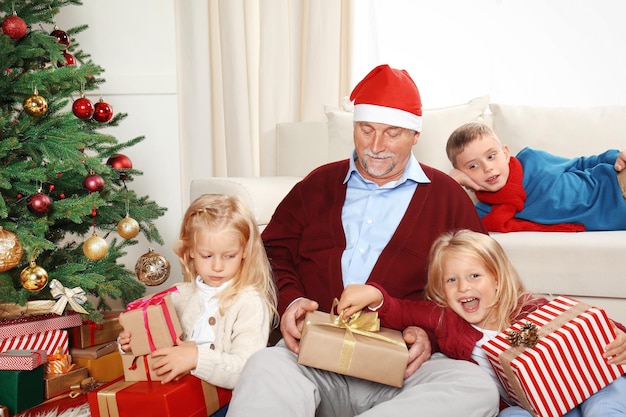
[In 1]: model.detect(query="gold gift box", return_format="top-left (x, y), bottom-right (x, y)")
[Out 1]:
top-left (298, 310), bottom-right (409, 387)
top-left (73, 351), bottom-right (123, 382)
top-left (44, 365), bottom-right (89, 399)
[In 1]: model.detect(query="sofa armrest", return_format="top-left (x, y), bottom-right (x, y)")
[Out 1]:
top-left (190, 177), bottom-right (301, 230)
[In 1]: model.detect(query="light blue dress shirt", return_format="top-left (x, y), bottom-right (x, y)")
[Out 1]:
top-left (340, 153), bottom-right (430, 288)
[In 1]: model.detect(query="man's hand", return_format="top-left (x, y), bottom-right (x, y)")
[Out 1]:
top-left (280, 298), bottom-right (319, 354)
top-left (449, 168), bottom-right (485, 192)
top-left (402, 326), bottom-right (432, 378)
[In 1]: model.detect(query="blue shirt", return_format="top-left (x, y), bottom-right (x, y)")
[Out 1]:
top-left (341, 153), bottom-right (430, 288)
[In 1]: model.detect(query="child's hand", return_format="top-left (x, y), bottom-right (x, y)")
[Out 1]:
top-left (151, 338), bottom-right (198, 383)
top-left (604, 323), bottom-right (626, 365)
top-left (448, 168), bottom-right (485, 192)
top-left (117, 330), bottom-right (132, 353)
top-left (614, 150), bottom-right (626, 172)
top-left (336, 284), bottom-right (383, 319)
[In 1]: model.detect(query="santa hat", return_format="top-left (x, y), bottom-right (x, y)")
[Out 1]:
top-left (345, 64), bottom-right (422, 132)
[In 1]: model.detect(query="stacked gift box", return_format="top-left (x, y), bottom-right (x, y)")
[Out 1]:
top-left (483, 296), bottom-right (626, 417)
top-left (0, 311), bottom-right (83, 414)
top-left (86, 289), bottom-right (231, 417)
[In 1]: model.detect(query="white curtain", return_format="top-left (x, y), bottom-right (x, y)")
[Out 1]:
top-left (175, 0), bottom-right (353, 197)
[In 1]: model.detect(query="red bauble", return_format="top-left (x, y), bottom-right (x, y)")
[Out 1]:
top-left (107, 154), bottom-right (132, 180)
top-left (83, 173), bottom-right (105, 193)
top-left (72, 97), bottom-right (94, 119)
top-left (27, 192), bottom-right (52, 215)
top-left (50, 28), bottom-right (70, 47)
top-left (92, 99), bottom-right (113, 123)
top-left (2, 14), bottom-right (27, 40)
top-left (58, 51), bottom-right (75, 67)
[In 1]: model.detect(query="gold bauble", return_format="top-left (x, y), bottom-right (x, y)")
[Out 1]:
top-left (83, 233), bottom-right (109, 260)
top-left (117, 216), bottom-right (140, 239)
top-left (0, 227), bottom-right (23, 272)
top-left (20, 261), bottom-right (48, 292)
top-left (135, 248), bottom-right (171, 286)
top-left (23, 93), bottom-right (48, 117)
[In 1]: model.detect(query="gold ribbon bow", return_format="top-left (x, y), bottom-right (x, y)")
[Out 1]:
top-left (506, 322), bottom-right (539, 348)
top-left (49, 278), bottom-right (88, 315)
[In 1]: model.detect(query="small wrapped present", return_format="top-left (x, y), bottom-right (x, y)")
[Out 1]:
top-left (0, 349), bottom-right (47, 370)
top-left (298, 308), bottom-right (409, 387)
top-left (0, 311), bottom-right (82, 340)
top-left (44, 365), bottom-right (89, 399)
top-left (71, 341), bottom-right (119, 359)
top-left (45, 346), bottom-right (75, 376)
top-left (0, 300), bottom-right (55, 319)
top-left (0, 365), bottom-right (45, 414)
top-left (482, 296), bottom-right (626, 417)
top-left (121, 352), bottom-right (166, 381)
top-left (0, 329), bottom-right (69, 355)
top-left (72, 311), bottom-right (123, 349)
top-left (88, 374), bottom-right (232, 417)
top-left (74, 350), bottom-right (123, 382)
top-left (118, 288), bottom-right (182, 357)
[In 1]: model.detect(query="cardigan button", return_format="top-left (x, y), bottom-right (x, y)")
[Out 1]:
top-left (208, 316), bottom-right (216, 325)
top-left (210, 343), bottom-right (215, 350)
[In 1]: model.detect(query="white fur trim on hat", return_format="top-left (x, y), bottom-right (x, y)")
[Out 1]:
top-left (353, 103), bottom-right (422, 132)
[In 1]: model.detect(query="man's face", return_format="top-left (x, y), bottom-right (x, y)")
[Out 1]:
top-left (454, 135), bottom-right (511, 192)
top-left (353, 121), bottom-right (419, 186)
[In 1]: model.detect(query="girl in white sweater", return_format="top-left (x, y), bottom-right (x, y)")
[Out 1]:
top-left (118, 194), bottom-right (278, 389)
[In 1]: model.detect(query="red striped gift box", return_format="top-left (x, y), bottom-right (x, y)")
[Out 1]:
top-left (0, 329), bottom-right (69, 355)
top-left (0, 312), bottom-right (82, 339)
top-left (483, 296), bottom-right (626, 417)
top-left (0, 349), bottom-right (47, 370)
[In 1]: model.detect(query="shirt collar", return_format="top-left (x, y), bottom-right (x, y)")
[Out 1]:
top-left (344, 151), bottom-right (431, 186)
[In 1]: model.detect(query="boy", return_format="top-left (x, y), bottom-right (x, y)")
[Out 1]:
top-left (446, 122), bottom-right (626, 232)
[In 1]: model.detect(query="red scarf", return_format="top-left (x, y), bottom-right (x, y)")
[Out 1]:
top-left (475, 157), bottom-right (585, 232)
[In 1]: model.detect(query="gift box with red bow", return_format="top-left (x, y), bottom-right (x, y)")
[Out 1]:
top-left (72, 311), bottom-right (123, 349)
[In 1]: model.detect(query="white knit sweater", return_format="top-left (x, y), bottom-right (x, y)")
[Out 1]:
top-left (170, 282), bottom-right (271, 389)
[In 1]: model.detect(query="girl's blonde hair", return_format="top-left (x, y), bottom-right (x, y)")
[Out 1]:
top-left (173, 194), bottom-right (278, 324)
top-left (425, 229), bottom-right (529, 332)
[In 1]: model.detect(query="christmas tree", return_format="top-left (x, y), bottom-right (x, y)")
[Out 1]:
top-left (0, 0), bottom-right (167, 321)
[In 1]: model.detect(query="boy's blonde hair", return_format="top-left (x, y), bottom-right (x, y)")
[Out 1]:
top-left (425, 229), bottom-right (528, 332)
top-left (446, 122), bottom-right (500, 168)
top-left (173, 194), bottom-right (278, 324)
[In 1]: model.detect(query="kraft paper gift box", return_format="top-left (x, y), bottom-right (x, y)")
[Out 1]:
top-left (121, 352), bottom-right (166, 381)
top-left (482, 296), bottom-right (626, 417)
top-left (74, 350), bottom-right (123, 382)
top-left (298, 309), bottom-right (409, 387)
top-left (0, 364), bottom-right (45, 414)
top-left (0, 349), bottom-right (47, 370)
top-left (72, 310), bottom-right (123, 348)
top-left (0, 329), bottom-right (69, 355)
top-left (118, 289), bottom-right (183, 357)
top-left (70, 341), bottom-right (119, 359)
top-left (44, 365), bottom-right (89, 399)
top-left (88, 374), bottom-right (232, 417)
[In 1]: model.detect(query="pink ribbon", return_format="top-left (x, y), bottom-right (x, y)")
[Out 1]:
top-left (125, 287), bottom-right (179, 352)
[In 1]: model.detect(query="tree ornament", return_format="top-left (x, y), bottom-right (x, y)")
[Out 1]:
top-left (27, 192), bottom-right (52, 215)
top-left (50, 27), bottom-right (70, 47)
top-left (2, 13), bottom-right (27, 40)
top-left (83, 173), bottom-right (105, 193)
top-left (135, 248), bottom-right (171, 286)
top-left (106, 153), bottom-right (132, 180)
top-left (23, 90), bottom-right (48, 117)
top-left (92, 98), bottom-right (113, 123)
top-left (0, 227), bottom-right (23, 272)
top-left (20, 260), bottom-right (48, 292)
top-left (59, 51), bottom-right (75, 67)
top-left (117, 216), bottom-right (140, 239)
top-left (83, 233), bottom-right (108, 260)
top-left (72, 95), bottom-right (94, 119)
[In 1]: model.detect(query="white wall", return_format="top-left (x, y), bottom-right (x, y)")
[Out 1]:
top-left (56, 1), bottom-right (183, 298)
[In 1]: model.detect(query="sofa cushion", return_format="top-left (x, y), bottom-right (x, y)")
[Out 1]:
top-left (326, 95), bottom-right (491, 172)
top-left (490, 103), bottom-right (626, 157)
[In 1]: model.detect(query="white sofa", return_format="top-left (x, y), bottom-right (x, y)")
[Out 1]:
top-left (191, 96), bottom-right (626, 323)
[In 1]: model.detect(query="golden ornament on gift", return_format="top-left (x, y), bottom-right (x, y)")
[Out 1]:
top-left (0, 227), bottom-right (23, 272)
top-left (135, 248), bottom-right (171, 286)
top-left (117, 216), bottom-right (140, 239)
top-left (20, 261), bottom-right (48, 292)
top-left (23, 92), bottom-right (48, 117)
top-left (83, 233), bottom-right (109, 260)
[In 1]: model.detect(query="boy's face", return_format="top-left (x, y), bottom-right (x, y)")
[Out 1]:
top-left (454, 135), bottom-right (511, 192)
